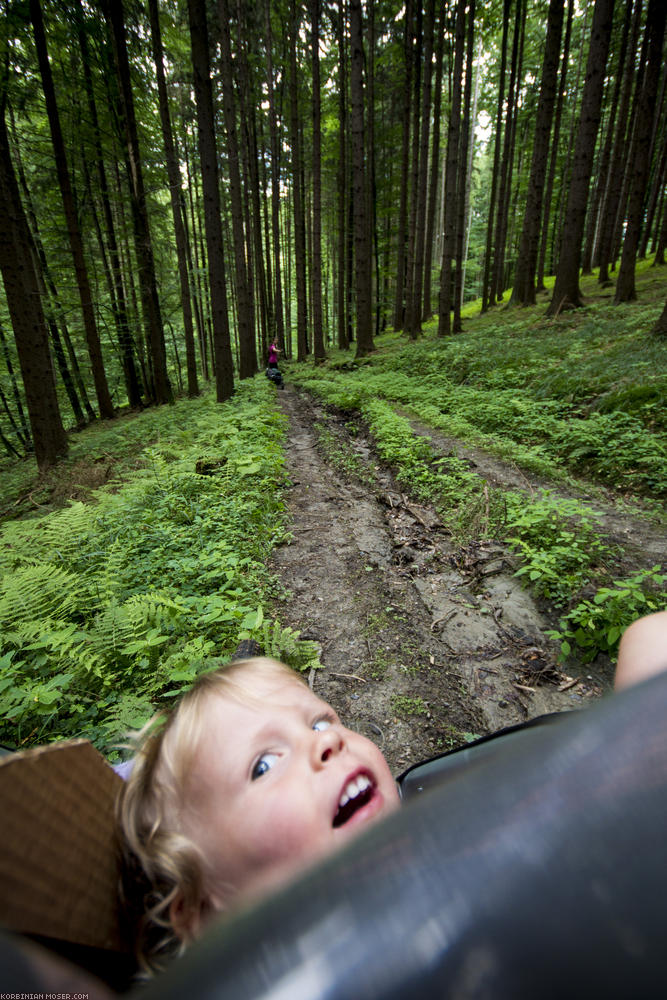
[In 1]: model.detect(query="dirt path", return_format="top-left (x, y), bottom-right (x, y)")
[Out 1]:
top-left (270, 386), bottom-right (612, 776)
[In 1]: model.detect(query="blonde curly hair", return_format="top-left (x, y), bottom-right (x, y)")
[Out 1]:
top-left (117, 657), bottom-right (302, 973)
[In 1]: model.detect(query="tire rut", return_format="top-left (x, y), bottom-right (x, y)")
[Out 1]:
top-left (270, 386), bottom-right (607, 776)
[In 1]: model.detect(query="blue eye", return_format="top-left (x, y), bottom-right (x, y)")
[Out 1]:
top-left (313, 718), bottom-right (332, 732)
top-left (252, 752), bottom-right (278, 780)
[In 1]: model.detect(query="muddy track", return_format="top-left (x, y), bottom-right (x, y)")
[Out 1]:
top-left (270, 386), bottom-right (610, 776)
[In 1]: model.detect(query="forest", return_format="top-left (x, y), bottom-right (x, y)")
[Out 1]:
top-left (0, 0), bottom-right (666, 755)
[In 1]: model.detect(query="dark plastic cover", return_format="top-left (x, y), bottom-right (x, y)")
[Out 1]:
top-left (140, 673), bottom-right (667, 999)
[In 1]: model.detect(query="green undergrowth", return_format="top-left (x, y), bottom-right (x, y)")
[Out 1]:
top-left (288, 271), bottom-right (666, 664)
top-left (0, 381), bottom-right (320, 755)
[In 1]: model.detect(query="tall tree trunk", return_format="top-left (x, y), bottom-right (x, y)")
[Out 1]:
top-left (310, 0), bottom-right (325, 359)
top-left (510, 0), bottom-right (564, 305)
top-left (404, 2), bottom-right (422, 339)
top-left (547, 0), bottom-right (616, 315)
top-left (423, 0), bottom-right (445, 322)
top-left (393, 0), bottom-right (413, 331)
top-left (265, 0), bottom-right (285, 352)
top-left (10, 114), bottom-right (95, 424)
top-left (481, 0), bottom-right (511, 312)
top-left (0, 315), bottom-right (32, 451)
top-left (452, 0), bottom-right (475, 332)
top-left (29, 0), bottom-right (114, 419)
top-left (75, 0), bottom-right (142, 409)
top-left (652, 294), bottom-right (667, 336)
top-left (148, 0), bottom-right (199, 397)
top-left (537, 0), bottom-right (574, 291)
top-left (583, 0), bottom-right (631, 273)
top-left (407, 0), bottom-right (434, 337)
top-left (336, 1), bottom-right (349, 349)
top-left (183, 133), bottom-right (209, 379)
top-left (492, 0), bottom-right (525, 302)
top-left (615, 0), bottom-right (666, 302)
top-left (640, 132), bottom-right (667, 259)
top-left (0, 112), bottom-right (68, 468)
top-left (437, 0), bottom-right (465, 336)
top-left (0, 320), bottom-right (31, 447)
top-left (105, 0), bottom-right (172, 404)
top-left (597, 0), bottom-right (643, 284)
top-left (187, 0), bottom-right (234, 401)
top-left (289, 1), bottom-right (309, 361)
top-left (218, 0), bottom-right (257, 378)
top-left (350, 0), bottom-right (374, 356)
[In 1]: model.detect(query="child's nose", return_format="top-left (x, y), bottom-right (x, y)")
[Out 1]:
top-left (312, 726), bottom-right (344, 766)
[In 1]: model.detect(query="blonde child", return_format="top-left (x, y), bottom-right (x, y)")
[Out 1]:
top-left (120, 611), bottom-right (667, 972)
top-left (119, 657), bottom-right (399, 970)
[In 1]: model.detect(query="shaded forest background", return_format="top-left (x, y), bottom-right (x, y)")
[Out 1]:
top-left (0, 0), bottom-right (666, 470)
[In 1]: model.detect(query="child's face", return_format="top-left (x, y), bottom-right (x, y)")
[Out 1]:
top-left (181, 670), bottom-right (400, 912)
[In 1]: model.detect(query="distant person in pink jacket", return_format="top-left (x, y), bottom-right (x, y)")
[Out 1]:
top-left (268, 342), bottom-right (281, 369)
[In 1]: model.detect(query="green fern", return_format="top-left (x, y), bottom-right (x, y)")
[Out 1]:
top-left (0, 563), bottom-right (89, 628)
top-left (248, 620), bottom-right (323, 674)
top-left (0, 501), bottom-right (96, 573)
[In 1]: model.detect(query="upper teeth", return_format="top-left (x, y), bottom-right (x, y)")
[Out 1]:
top-left (338, 774), bottom-right (371, 809)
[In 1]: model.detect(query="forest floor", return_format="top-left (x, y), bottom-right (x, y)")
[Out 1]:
top-left (270, 384), bottom-right (666, 776)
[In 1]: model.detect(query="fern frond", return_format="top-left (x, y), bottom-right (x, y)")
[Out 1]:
top-left (0, 562), bottom-right (89, 628)
top-left (256, 621), bottom-right (322, 674)
top-left (0, 502), bottom-right (96, 572)
top-left (2, 620), bottom-right (107, 680)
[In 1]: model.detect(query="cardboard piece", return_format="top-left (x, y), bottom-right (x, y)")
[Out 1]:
top-left (0, 739), bottom-right (127, 953)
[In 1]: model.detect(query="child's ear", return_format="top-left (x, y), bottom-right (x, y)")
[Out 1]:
top-left (169, 891), bottom-right (210, 943)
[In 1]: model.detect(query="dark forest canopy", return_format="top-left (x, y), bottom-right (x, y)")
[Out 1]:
top-left (0, 0), bottom-right (666, 468)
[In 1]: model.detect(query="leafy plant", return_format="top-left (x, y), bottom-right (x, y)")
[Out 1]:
top-left (505, 491), bottom-right (610, 606)
top-left (548, 566), bottom-right (666, 662)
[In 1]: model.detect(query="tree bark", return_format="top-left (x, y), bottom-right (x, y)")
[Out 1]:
top-left (187, 0), bottom-right (234, 401)
top-left (310, 0), bottom-right (325, 359)
top-left (404, 2), bottom-right (422, 339)
top-left (481, 0), bottom-right (511, 312)
top-left (492, 0), bottom-right (525, 302)
top-left (148, 0), bottom-right (199, 397)
top-left (289, 1), bottom-right (309, 361)
top-left (350, 0), bottom-right (374, 355)
top-left (453, 0), bottom-right (476, 332)
top-left (392, 0), bottom-right (413, 332)
top-left (218, 0), bottom-right (257, 378)
top-left (29, 0), bottom-right (114, 419)
top-left (510, 0), bottom-right (564, 305)
top-left (537, 0), bottom-right (574, 291)
top-left (407, 0), bottom-right (435, 337)
top-left (652, 294), bottom-right (667, 336)
top-left (422, 0), bottom-right (445, 322)
top-left (336, 1), bottom-right (349, 349)
top-left (547, 0), bottom-right (615, 315)
top-left (437, 0), bottom-right (465, 336)
top-left (0, 112), bottom-right (68, 468)
top-left (105, 0), bottom-right (172, 404)
top-left (614, 0), bottom-right (666, 302)
top-left (597, 0), bottom-right (643, 284)
top-left (264, 0), bottom-right (285, 354)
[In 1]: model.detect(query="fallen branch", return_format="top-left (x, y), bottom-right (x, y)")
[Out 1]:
top-left (513, 682), bottom-right (536, 694)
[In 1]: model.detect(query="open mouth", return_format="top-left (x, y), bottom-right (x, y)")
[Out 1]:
top-left (333, 772), bottom-right (375, 828)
